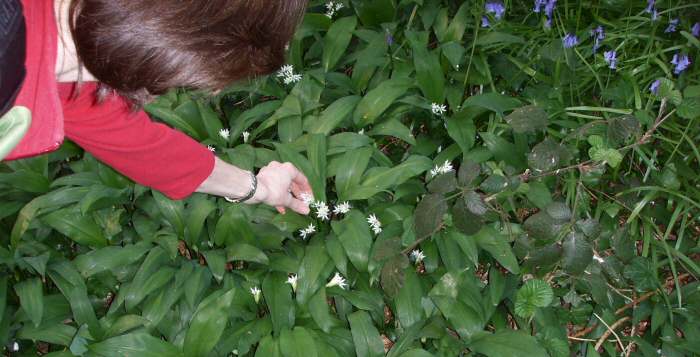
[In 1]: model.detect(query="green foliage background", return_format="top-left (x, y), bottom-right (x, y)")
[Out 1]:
top-left (2, 0), bottom-right (700, 356)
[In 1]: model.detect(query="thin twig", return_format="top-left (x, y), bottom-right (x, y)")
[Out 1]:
top-left (593, 314), bottom-right (629, 351)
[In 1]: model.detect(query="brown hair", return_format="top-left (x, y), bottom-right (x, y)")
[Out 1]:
top-left (68, 0), bottom-right (307, 105)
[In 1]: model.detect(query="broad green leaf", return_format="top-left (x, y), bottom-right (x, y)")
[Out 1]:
top-left (335, 147), bottom-right (373, 201)
top-left (348, 311), bottom-right (385, 357)
top-left (441, 2), bottom-right (470, 42)
top-left (351, 155), bottom-right (432, 200)
top-left (332, 211), bottom-right (374, 272)
top-left (623, 257), bottom-right (659, 292)
top-left (296, 243), bottom-right (331, 305)
top-left (368, 118), bottom-right (416, 145)
top-left (42, 207), bottom-right (107, 248)
top-left (14, 278), bottom-right (43, 327)
top-left (255, 335), bottom-right (282, 357)
top-left (395, 268), bottom-right (424, 328)
top-left (514, 279), bottom-right (553, 318)
top-left (74, 243), bottom-right (150, 278)
top-left (202, 249), bottom-right (227, 283)
top-left (89, 333), bottom-right (184, 357)
top-left (152, 191), bottom-right (185, 237)
top-left (562, 232), bottom-right (593, 275)
top-left (185, 194), bottom-right (216, 246)
top-left (183, 288), bottom-right (237, 357)
top-left (309, 96), bottom-right (361, 135)
top-left (462, 93), bottom-right (521, 115)
top-left (323, 17), bottom-right (358, 71)
top-left (406, 31), bottom-right (445, 103)
top-left (226, 243), bottom-right (270, 265)
top-left (263, 272), bottom-right (295, 336)
top-left (279, 327), bottom-right (318, 357)
top-left (124, 247), bottom-right (170, 310)
top-left (353, 78), bottom-right (412, 126)
top-left (309, 287), bottom-right (335, 333)
top-left (351, 0), bottom-right (396, 26)
top-left (380, 255), bottom-right (410, 297)
top-left (473, 226), bottom-right (520, 274)
top-left (414, 193), bottom-right (448, 239)
top-left (428, 271), bottom-right (485, 339)
top-left (505, 105), bottom-right (548, 133)
top-left (446, 116), bottom-right (476, 155)
top-left (49, 261), bottom-right (103, 339)
top-left (469, 331), bottom-right (548, 357)
top-left (607, 115), bottom-right (641, 145)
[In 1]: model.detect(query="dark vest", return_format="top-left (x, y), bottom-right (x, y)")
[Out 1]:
top-left (0, 0), bottom-right (26, 117)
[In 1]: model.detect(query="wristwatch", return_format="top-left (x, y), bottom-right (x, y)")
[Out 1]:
top-left (225, 171), bottom-right (257, 203)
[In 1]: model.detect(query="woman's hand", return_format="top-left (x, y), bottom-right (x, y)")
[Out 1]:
top-left (197, 157), bottom-right (313, 215)
top-left (248, 161), bottom-right (313, 215)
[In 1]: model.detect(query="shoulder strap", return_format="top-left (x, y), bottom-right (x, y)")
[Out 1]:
top-left (0, 0), bottom-right (26, 117)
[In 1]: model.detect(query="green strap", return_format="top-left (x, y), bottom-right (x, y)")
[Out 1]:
top-left (0, 106), bottom-right (32, 161)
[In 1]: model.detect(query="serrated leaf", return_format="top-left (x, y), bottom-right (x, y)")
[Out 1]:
top-left (607, 115), bottom-right (641, 146)
top-left (562, 232), bottom-right (593, 275)
top-left (505, 105), bottom-right (548, 133)
top-left (414, 193), bottom-right (448, 239)
top-left (514, 279), bottom-right (553, 318)
top-left (427, 173), bottom-right (457, 194)
top-left (380, 255), bottom-right (410, 298)
top-left (528, 138), bottom-right (568, 172)
top-left (458, 161), bottom-right (481, 187)
top-left (677, 97), bottom-right (700, 119)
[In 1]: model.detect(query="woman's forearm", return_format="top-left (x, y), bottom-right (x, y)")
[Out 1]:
top-left (195, 156), bottom-right (267, 202)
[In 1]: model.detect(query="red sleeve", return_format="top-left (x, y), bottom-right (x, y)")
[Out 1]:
top-left (58, 83), bottom-right (215, 200)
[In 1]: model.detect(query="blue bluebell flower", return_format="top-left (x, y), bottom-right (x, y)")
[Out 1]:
top-left (563, 33), bottom-right (579, 48)
top-left (692, 23), bottom-right (700, 37)
top-left (644, 0), bottom-right (655, 13)
top-left (534, 0), bottom-right (546, 13)
top-left (665, 18), bottom-right (679, 33)
top-left (604, 50), bottom-right (617, 69)
top-left (481, 16), bottom-right (491, 28)
top-left (485, 1), bottom-right (506, 20)
top-left (590, 26), bottom-right (605, 52)
top-left (385, 32), bottom-right (394, 46)
top-left (544, 0), bottom-right (557, 18)
top-left (650, 79), bottom-right (661, 95)
top-left (651, 9), bottom-right (659, 22)
top-left (671, 54), bottom-right (691, 75)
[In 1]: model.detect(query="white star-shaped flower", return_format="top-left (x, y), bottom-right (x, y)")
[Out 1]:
top-left (333, 202), bottom-right (351, 215)
top-left (315, 201), bottom-right (330, 221)
top-left (207, 145), bottom-right (216, 152)
top-left (286, 274), bottom-right (298, 292)
top-left (242, 131), bottom-right (250, 143)
top-left (431, 103), bottom-right (447, 116)
top-left (326, 272), bottom-right (348, 290)
top-left (300, 192), bottom-right (314, 205)
top-left (299, 223), bottom-right (316, 239)
top-left (410, 249), bottom-right (426, 264)
top-left (277, 65), bottom-right (294, 78)
top-left (367, 214), bottom-right (382, 235)
top-left (250, 286), bottom-right (262, 304)
top-left (218, 128), bottom-right (230, 140)
top-left (430, 160), bottom-right (454, 177)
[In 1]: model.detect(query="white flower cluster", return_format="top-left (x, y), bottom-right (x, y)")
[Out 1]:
top-left (286, 274), bottom-right (298, 292)
top-left (242, 131), bottom-right (250, 143)
top-left (326, 272), bottom-right (348, 289)
top-left (410, 249), bottom-right (426, 264)
top-left (367, 214), bottom-right (382, 235)
top-left (430, 160), bottom-right (454, 177)
top-left (312, 201), bottom-right (331, 221)
top-left (250, 286), bottom-right (262, 304)
top-left (333, 201), bottom-right (351, 215)
top-left (325, 1), bottom-right (344, 18)
top-left (431, 103), bottom-right (447, 116)
top-left (218, 128), bottom-right (230, 140)
top-left (299, 223), bottom-right (316, 239)
top-left (276, 64), bottom-right (302, 85)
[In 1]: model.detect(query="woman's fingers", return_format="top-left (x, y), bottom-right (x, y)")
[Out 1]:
top-left (287, 196), bottom-right (311, 215)
top-left (283, 163), bottom-right (313, 195)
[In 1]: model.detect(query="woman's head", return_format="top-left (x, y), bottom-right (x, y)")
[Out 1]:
top-left (69, 0), bottom-right (307, 104)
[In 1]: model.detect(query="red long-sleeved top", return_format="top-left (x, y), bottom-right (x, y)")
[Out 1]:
top-left (7, 0), bottom-right (215, 199)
